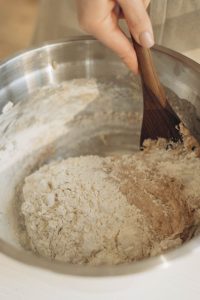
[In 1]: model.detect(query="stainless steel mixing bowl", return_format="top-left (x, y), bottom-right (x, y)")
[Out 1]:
top-left (0, 36), bottom-right (200, 277)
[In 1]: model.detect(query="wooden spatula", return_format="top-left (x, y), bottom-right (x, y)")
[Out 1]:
top-left (131, 36), bottom-right (183, 148)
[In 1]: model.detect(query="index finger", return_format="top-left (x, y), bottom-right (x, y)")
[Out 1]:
top-left (117, 0), bottom-right (154, 48)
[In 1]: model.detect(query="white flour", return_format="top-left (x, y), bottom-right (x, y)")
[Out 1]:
top-left (22, 135), bottom-right (200, 265)
top-left (22, 156), bottom-right (150, 265)
top-left (1, 77), bottom-right (199, 264)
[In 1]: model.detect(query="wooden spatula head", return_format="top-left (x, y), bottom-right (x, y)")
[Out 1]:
top-left (140, 82), bottom-right (182, 146)
top-left (131, 36), bottom-right (183, 148)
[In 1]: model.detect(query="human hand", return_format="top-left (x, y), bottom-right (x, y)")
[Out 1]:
top-left (76, 0), bottom-right (154, 74)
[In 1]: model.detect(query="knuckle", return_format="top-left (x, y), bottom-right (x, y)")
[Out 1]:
top-left (130, 14), bottom-right (146, 29)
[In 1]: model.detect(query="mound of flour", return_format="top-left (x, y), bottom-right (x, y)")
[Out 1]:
top-left (22, 133), bottom-right (200, 265)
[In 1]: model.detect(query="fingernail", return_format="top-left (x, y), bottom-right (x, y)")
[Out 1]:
top-left (139, 31), bottom-right (154, 48)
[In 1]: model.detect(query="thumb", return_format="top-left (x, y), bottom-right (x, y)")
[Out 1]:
top-left (118, 0), bottom-right (154, 48)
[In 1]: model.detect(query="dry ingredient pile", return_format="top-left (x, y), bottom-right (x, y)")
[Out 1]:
top-left (21, 125), bottom-right (200, 265)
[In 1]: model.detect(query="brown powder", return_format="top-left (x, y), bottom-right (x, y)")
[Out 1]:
top-left (21, 134), bottom-right (200, 265)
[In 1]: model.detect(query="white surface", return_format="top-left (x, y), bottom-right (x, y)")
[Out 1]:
top-left (1, 247), bottom-right (200, 300)
top-left (184, 49), bottom-right (200, 64)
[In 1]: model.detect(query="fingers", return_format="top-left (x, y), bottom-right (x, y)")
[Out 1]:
top-left (90, 15), bottom-right (139, 74)
top-left (117, 0), bottom-right (154, 48)
top-left (76, 0), bottom-right (153, 73)
top-left (76, 0), bottom-right (138, 73)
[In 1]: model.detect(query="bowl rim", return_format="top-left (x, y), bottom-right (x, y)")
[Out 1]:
top-left (0, 36), bottom-right (200, 277)
top-left (0, 35), bottom-right (200, 73)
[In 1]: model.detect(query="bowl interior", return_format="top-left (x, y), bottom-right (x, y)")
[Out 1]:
top-left (0, 37), bottom-right (200, 276)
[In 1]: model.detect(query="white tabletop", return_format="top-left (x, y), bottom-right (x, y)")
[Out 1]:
top-left (1, 242), bottom-right (200, 300)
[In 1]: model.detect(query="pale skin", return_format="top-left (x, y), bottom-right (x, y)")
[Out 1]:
top-left (76, 0), bottom-right (154, 74)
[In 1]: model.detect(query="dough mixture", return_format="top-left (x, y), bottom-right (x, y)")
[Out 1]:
top-left (22, 126), bottom-right (200, 265)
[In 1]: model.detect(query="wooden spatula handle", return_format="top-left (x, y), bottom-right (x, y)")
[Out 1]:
top-left (131, 36), bottom-right (167, 107)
